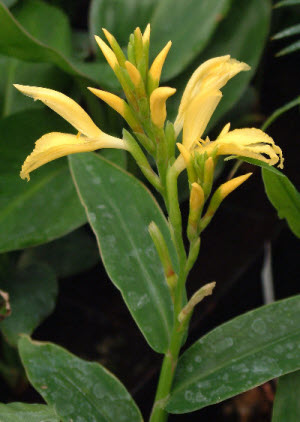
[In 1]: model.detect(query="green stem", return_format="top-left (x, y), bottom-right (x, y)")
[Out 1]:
top-left (149, 299), bottom-right (188, 422)
top-left (149, 164), bottom-right (189, 422)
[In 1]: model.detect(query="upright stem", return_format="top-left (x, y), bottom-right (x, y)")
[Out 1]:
top-left (149, 164), bottom-right (188, 422)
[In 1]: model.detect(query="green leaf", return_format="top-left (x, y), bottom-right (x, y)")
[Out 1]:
top-left (274, 0), bottom-right (300, 7)
top-left (69, 153), bottom-right (176, 353)
top-left (89, 0), bottom-right (157, 52)
top-left (0, 402), bottom-right (59, 422)
top-left (167, 295), bottom-right (300, 413)
top-left (19, 336), bottom-right (143, 422)
top-left (272, 23), bottom-right (300, 40)
top-left (261, 96), bottom-right (300, 132)
top-left (0, 57), bottom-right (70, 117)
top-left (262, 168), bottom-right (300, 238)
top-left (272, 370), bottom-right (300, 421)
top-left (237, 157), bottom-right (285, 177)
top-left (0, 264), bottom-right (58, 346)
top-left (151, 0), bottom-right (232, 81)
top-left (0, 2), bottom-right (115, 88)
top-left (276, 39), bottom-right (300, 56)
top-left (204, 0), bottom-right (271, 128)
top-left (19, 227), bottom-right (99, 279)
top-left (13, 0), bottom-right (72, 56)
top-left (0, 109), bottom-right (86, 253)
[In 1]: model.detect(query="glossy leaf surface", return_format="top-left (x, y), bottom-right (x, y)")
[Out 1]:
top-left (262, 168), bottom-right (300, 238)
top-left (204, 0), bottom-right (271, 128)
top-left (272, 370), bottom-right (300, 421)
top-left (19, 336), bottom-right (143, 422)
top-left (69, 153), bottom-right (176, 353)
top-left (0, 109), bottom-right (86, 252)
top-left (0, 403), bottom-right (59, 422)
top-left (0, 2), bottom-right (114, 88)
top-left (151, 0), bottom-right (232, 81)
top-left (167, 295), bottom-right (300, 413)
top-left (0, 264), bottom-right (57, 346)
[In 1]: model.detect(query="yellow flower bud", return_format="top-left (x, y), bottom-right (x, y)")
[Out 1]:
top-left (150, 87), bottom-right (176, 128)
top-left (148, 41), bottom-right (172, 93)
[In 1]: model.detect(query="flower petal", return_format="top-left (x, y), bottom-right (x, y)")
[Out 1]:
top-left (182, 90), bottom-right (222, 150)
top-left (150, 87), bottom-right (176, 128)
top-left (174, 56), bottom-right (250, 136)
top-left (14, 85), bottom-right (102, 139)
top-left (216, 128), bottom-right (284, 168)
top-left (20, 132), bottom-right (127, 180)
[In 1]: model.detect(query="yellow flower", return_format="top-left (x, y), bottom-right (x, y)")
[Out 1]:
top-left (173, 57), bottom-right (283, 173)
top-left (14, 85), bottom-right (128, 181)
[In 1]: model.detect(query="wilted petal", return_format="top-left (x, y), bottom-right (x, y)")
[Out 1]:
top-left (14, 85), bottom-right (102, 139)
top-left (182, 90), bottom-right (222, 150)
top-left (20, 132), bottom-right (127, 180)
top-left (174, 56), bottom-right (250, 136)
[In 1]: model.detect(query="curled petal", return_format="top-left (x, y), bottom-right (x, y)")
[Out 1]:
top-left (216, 128), bottom-right (284, 168)
top-left (182, 90), bottom-right (222, 150)
top-left (174, 56), bottom-right (250, 136)
top-left (150, 87), bottom-right (176, 128)
top-left (20, 132), bottom-right (127, 180)
top-left (14, 85), bottom-right (102, 139)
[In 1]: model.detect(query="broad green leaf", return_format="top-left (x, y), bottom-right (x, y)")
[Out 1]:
top-left (13, 0), bottom-right (72, 56)
top-left (0, 402), bottom-right (59, 422)
top-left (0, 264), bottom-right (57, 346)
top-left (19, 227), bottom-right (99, 279)
top-left (262, 168), bottom-right (300, 238)
top-left (272, 370), bottom-right (300, 421)
top-left (151, 0), bottom-right (232, 81)
top-left (277, 39), bottom-right (300, 56)
top-left (0, 109), bottom-right (86, 252)
top-left (166, 0), bottom-right (270, 128)
top-left (69, 153), bottom-right (176, 353)
top-left (0, 57), bottom-right (70, 117)
top-left (89, 0), bottom-right (157, 52)
top-left (272, 24), bottom-right (300, 40)
top-left (167, 295), bottom-right (300, 413)
top-left (204, 0), bottom-right (271, 128)
top-left (275, 0), bottom-right (300, 7)
top-left (19, 336), bottom-right (143, 422)
top-left (0, 2), bottom-right (115, 88)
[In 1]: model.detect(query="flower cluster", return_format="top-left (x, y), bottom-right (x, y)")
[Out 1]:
top-left (15, 24), bottom-right (283, 183)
